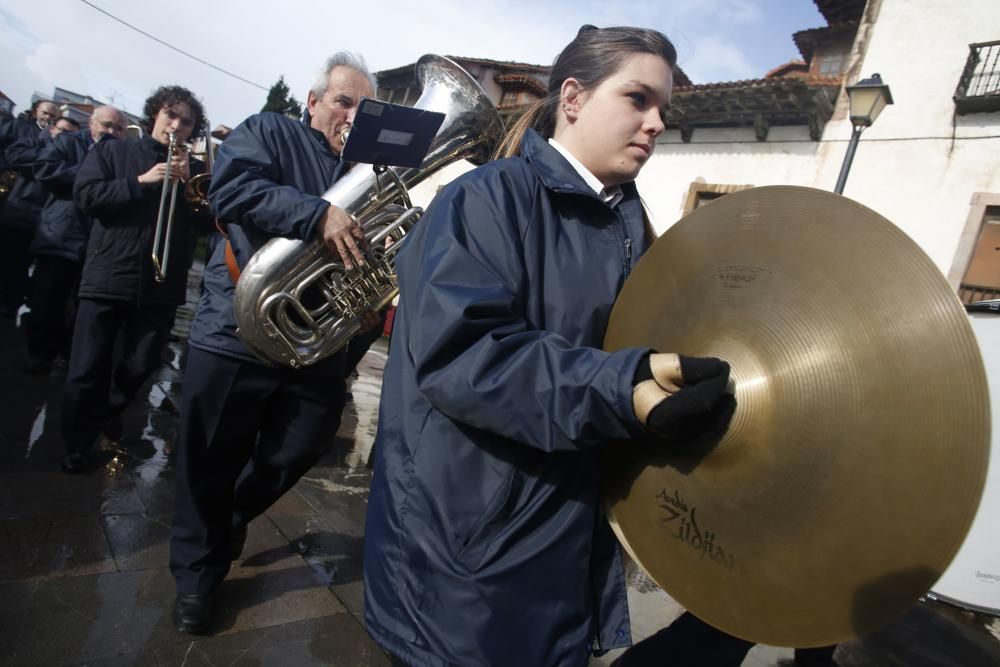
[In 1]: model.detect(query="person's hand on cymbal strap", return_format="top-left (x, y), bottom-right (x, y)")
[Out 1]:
top-left (632, 353), bottom-right (736, 443)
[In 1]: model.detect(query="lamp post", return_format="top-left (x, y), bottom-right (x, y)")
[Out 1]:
top-left (834, 73), bottom-right (894, 194)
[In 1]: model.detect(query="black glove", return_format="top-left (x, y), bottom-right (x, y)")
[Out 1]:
top-left (633, 354), bottom-right (730, 388)
top-left (646, 379), bottom-right (736, 443)
top-left (679, 355), bottom-right (730, 385)
top-left (639, 355), bottom-right (736, 443)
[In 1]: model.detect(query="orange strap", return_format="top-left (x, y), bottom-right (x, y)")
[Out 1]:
top-left (214, 219), bottom-right (241, 283)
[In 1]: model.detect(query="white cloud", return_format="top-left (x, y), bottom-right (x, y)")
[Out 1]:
top-left (681, 34), bottom-right (760, 83)
top-left (24, 42), bottom-right (86, 94)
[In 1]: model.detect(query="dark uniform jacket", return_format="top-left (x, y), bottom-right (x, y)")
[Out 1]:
top-left (32, 128), bottom-right (99, 261)
top-left (363, 129), bottom-right (654, 667)
top-left (0, 119), bottom-right (50, 233)
top-left (192, 112), bottom-right (346, 370)
top-left (73, 135), bottom-right (209, 306)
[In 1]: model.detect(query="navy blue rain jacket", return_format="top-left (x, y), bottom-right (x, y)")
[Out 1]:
top-left (0, 120), bottom-right (50, 233)
top-left (73, 135), bottom-right (210, 306)
top-left (363, 130), bottom-right (654, 667)
top-left (32, 128), bottom-right (99, 261)
top-left (192, 112), bottom-right (346, 372)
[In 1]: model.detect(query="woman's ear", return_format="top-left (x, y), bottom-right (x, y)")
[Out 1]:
top-left (560, 78), bottom-right (585, 120)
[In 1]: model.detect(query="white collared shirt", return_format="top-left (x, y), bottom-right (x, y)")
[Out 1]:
top-left (548, 138), bottom-right (623, 208)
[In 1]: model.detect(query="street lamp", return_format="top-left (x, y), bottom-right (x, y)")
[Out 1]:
top-left (834, 73), bottom-right (894, 194)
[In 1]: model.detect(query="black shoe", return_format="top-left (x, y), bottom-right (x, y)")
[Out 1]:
top-left (231, 523), bottom-right (248, 561)
top-left (102, 416), bottom-right (123, 442)
top-left (172, 593), bottom-right (214, 634)
top-left (59, 453), bottom-right (86, 474)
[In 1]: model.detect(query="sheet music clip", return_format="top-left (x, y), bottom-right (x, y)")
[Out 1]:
top-left (341, 98), bottom-right (444, 169)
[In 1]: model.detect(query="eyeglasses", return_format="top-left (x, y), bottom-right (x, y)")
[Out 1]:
top-left (96, 119), bottom-right (126, 132)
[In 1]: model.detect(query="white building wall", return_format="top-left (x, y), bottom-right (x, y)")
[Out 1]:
top-left (638, 0), bottom-right (1000, 274)
top-left (636, 126), bottom-right (827, 230)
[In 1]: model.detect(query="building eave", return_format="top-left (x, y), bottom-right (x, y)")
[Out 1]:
top-left (668, 76), bottom-right (844, 141)
top-left (792, 21), bottom-right (859, 62)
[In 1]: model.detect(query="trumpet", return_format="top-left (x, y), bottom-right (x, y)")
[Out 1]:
top-left (151, 131), bottom-right (183, 283)
top-left (150, 122), bottom-right (214, 283)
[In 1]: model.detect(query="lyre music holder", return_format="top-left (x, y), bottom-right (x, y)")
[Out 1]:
top-left (341, 98), bottom-right (445, 169)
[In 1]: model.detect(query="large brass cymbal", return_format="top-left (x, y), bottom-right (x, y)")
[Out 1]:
top-left (603, 186), bottom-right (990, 647)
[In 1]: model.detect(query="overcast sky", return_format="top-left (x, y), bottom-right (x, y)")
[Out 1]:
top-left (0, 0), bottom-right (825, 129)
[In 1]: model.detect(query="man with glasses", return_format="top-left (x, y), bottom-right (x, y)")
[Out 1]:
top-left (60, 88), bottom-right (211, 472)
top-left (25, 106), bottom-right (127, 374)
top-left (92, 114), bottom-right (127, 138)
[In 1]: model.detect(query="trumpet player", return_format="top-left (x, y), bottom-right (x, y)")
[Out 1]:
top-left (60, 86), bottom-right (212, 474)
top-left (169, 52), bottom-right (382, 635)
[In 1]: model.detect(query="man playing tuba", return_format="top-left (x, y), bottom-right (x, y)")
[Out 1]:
top-left (169, 52), bottom-right (381, 635)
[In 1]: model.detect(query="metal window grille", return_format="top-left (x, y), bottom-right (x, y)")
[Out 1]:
top-left (954, 40), bottom-right (1000, 113)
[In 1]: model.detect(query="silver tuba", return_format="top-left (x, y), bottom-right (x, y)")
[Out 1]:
top-left (233, 55), bottom-right (504, 368)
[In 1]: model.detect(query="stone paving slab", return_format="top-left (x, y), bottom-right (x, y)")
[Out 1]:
top-left (148, 615), bottom-right (392, 667)
top-left (99, 514), bottom-right (172, 572)
top-left (214, 564), bottom-right (348, 634)
top-left (0, 516), bottom-right (117, 582)
top-left (0, 469), bottom-right (143, 520)
top-left (1, 568), bottom-right (180, 665)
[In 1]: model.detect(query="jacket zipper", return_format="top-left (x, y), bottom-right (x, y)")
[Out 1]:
top-left (621, 214), bottom-right (633, 280)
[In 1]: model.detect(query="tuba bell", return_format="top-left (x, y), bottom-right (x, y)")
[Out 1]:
top-left (233, 55), bottom-right (504, 368)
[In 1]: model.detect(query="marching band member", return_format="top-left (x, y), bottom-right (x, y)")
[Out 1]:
top-left (363, 25), bottom-right (735, 667)
top-left (26, 106), bottom-right (127, 374)
top-left (60, 86), bottom-right (210, 473)
top-left (0, 100), bottom-right (60, 317)
top-left (169, 52), bottom-right (379, 634)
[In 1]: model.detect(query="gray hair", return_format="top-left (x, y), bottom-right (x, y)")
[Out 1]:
top-left (309, 52), bottom-right (378, 99)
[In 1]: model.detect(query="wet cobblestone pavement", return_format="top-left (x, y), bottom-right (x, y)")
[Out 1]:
top-left (0, 266), bottom-right (390, 666)
top-left (1, 265), bottom-right (999, 666)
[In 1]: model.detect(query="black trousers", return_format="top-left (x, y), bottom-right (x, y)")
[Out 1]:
top-left (169, 346), bottom-right (347, 595)
top-left (613, 612), bottom-right (837, 666)
top-left (61, 298), bottom-right (176, 454)
top-left (25, 255), bottom-right (81, 365)
top-left (0, 227), bottom-right (34, 314)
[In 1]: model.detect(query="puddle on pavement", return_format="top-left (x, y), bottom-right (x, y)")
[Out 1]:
top-left (292, 516), bottom-right (354, 586)
top-left (26, 403), bottom-right (47, 458)
top-left (15, 303), bottom-right (29, 328)
top-left (136, 412), bottom-right (170, 482)
top-left (146, 381), bottom-right (178, 415)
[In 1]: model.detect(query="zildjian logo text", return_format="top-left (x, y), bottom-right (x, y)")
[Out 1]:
top-left (656, 489), bottom-right (736, 570)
